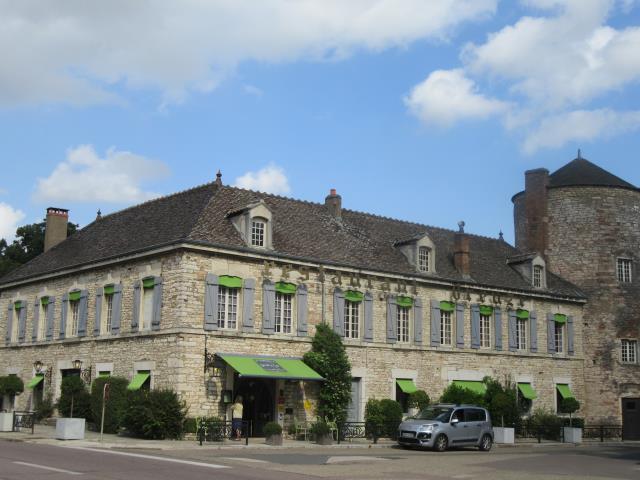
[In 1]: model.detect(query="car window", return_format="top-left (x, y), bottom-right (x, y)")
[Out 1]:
top-left (416, 407), bottom-right (454, 422)
top-left (451, 409), bottom-right (464, 422)
top-left (465, 408), bottom-right (486, 422)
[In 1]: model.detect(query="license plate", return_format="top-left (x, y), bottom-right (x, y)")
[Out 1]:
top-left (401, 432), bottom-right (414, 438)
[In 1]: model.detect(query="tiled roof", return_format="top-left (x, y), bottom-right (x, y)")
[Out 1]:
top-left (549, 158), bottom-right (637, 190)
top-left (0, 183), bottom-right (584, 299)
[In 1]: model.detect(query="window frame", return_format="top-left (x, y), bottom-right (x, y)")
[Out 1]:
top-left (274, 291), bottom-right (293, 334)
top-left (397, 305), bottom-right (410, 343)
top-left (69, 299), bottom-right (80, 337)
top-left (103, 291), bottom-right (114, 335)
top-left (515, 318), bottom-right (527, 351)
top-left (38, 301), bottom-right (48, 341)
top-left (617, 258), bottom-right (633, 283)
top-left (479, 313), bottom-right (491, 348)
top-left (554, 322), bottom-right (564, 354)
top-left (533, 265), bottom-right (543, 288)
top-left (440, 310), bottom-right (452, 346)
top-left (250, 218), bottom-right (266, 247)
top-left (141, 284), bottom-right (154, 331)
top-left (418, 246), bottom-right (430, 272)
top-left (344, 299), bottom-right (360, 339)
top-left (217, 286), bottom-right (239, 330)
top-left (621, 339), bottom-right (638, 364)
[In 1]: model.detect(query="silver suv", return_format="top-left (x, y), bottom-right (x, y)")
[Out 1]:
top-left (398, 404), bottom-right (493, 452)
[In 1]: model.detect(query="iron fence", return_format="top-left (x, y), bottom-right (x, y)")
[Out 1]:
top-left (582, 425), bottom-right (623, 442)
top-left (516, 424), bottom-right (564, 443)
top-left (336, 421), bottom-right (400, 444)
top-left (197, 420), bottom-right (249, 445)
top-left (12, 411), bottom-right (35, 434)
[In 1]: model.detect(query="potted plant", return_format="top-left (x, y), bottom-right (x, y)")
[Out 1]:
top-left (0, 376), bottom-right (24, 432)
top-left (408, 390), bottom-right (430, 418)
top-left (264, 421), bottom-right (283, 446)
top-left (561, 398), bottom-right (582, 443)
top-left (491, 392), bottom-right (515, 444)
top-left (311, 418), bottom-right (333, 445)
top-left (55, 376), bottom-right (88, 440)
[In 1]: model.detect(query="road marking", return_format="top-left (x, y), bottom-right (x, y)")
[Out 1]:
top-left (326, 456), bottom-right (387, 464)
top-left (14, 461), bottom-right (83, 475)
top-left (68, 447), bottom-right (228, 469)
top-left (219, 457), bottom-right (269, 463)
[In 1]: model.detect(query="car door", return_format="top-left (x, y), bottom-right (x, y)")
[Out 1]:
top-left (447, 408), bottom-right (467, 444)
top-left (463, 408), bottom-right (485, 444)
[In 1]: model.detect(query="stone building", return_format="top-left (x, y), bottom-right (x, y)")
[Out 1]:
top-left (1, 172), bottom-right (586, 435)
top-left (513, 156), bottom-right (640, 439)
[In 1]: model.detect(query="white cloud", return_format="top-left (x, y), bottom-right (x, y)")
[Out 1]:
top-left (33, 145), bottom-right (170, 203)
top-left (0, 202), bottom-right (26, 241)
top-left (404, 69), bottom-right (508, 126)
top-left (233, 165), bottom-right (291, 194)
top-left (523, 109), bottom-right (640, 153)
top-left (0, 0), bottom-right (497, 107)
top-left (243, 84), bottom-right (264, 97)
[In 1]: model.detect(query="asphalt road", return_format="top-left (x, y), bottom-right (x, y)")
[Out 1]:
top-left (1, 440), bottom-right (639, 480)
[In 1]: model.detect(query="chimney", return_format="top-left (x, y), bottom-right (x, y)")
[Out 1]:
top-left (325, 188), bottom-right (342, 219)
top-left (215, 170), bottom-right (223, 187)
top-left (453, 221), bottom-right (470, 277)
top-left (44, 207), bottom-right (69, 252)
top-left (523, 168), bottom-right (549, 256)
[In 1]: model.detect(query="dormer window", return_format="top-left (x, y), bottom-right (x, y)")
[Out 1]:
top-left (533, 265), bottom-right (543, 288)
top-left (251, 219), bottom-right (265, 247)
top-left (418, 247), bottom-right (430, 272)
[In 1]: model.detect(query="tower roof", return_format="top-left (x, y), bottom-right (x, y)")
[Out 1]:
top-left (549, 158), bottom-right (637, 190)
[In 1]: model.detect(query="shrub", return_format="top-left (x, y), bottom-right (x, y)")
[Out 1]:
top-left (90, 377), bottom-right (129, 434)
top-left (122, 389), bottom-right (186, 440)
top-left (303, 323), bottom-right (351, 423)
top-left (263, 421), bottom-right (283, 437)
top-left (183, 417), bottom-right (197, 434)
top-left (560, 398), bottom-right (581, 427)
top-left (310, 419), bottom-right (331, 436)
top-left (365, 398), bottom-right (403, 440)
top-left (0, 375), bottom-right (24, 397)
top-left (525, 408), bottom-right (564, 441)
top-left (408, 390), bottom-right (430, 411)
top-left (483, 377), bottom-right (520, 428)
top-left (439, 383), bottom-right (485, 406)
top-left (58, 376), bottom-right (92, 420)
top-left (35, 393), bottom-right (54, 421)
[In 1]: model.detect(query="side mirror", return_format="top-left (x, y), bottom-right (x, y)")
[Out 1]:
top-left (451, 418), bottom-right (459, 425)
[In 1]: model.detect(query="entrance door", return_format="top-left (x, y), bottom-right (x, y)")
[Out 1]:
top-left (346, 379), bottom-right (361, 422)
top-left (234, 378), bottom-right (274, 437)
top-left (622, 398), bottom-right (640, 440)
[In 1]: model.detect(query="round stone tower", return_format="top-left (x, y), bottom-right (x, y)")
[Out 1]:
top-left (513, 156), bottom-right (640, 431)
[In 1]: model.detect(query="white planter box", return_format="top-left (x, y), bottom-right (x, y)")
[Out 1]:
top-left (563, 427), bottom-right (582, 444)
top-left (493, 427), bottom-right (515, 444)
top-left (0, 412), bottom-right (13, 432)
top-left (55, 418), bottom-right (86, 440)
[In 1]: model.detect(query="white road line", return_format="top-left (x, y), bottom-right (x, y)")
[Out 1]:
top-left (68, 446), bottom-right (229, 469)
top-left (13, 461), bottom-right (83, 475)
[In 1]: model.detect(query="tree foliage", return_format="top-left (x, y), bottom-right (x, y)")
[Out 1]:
top-left (0, 219), bottom-right (78, 277)
top-left (58, 376), bottom-right (91, 419)
top-left (439, 383), bottom-right (485, 406)
top-left (408, 390), bottom-right (430, 411)
top-left (303, 323), bottom-right (352, 423)
top-left (90, 376), bottom-right (130, 434)
top-left (122, 389), bottom-right (186, 439)
top-left (0, 375), bottom-right (24, 397)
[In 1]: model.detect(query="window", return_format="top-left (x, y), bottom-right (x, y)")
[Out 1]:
top-left (622, 339), bottom-right (638, 363)
top-left (344, 300), bottom-right (360, 339)
top-left (251, 219), bottom-right (265, 247)
top-left (617, 258), bottom-right (632, 283)
top-left (70, 299), bottom-right (80, 336)
top-left (533, 265), bottom-right (543, 287)
top-left (10, 302), bottom-right (22, 342)
top-left (418, 247), bottom-right (430, 272)
top-left (217, 287), bottom-right (238, 329)
top-left (104, 291), bottom-right (114, 334)
top-left (397, 306), bottom-right (409, 343)
top-left (141, 284), bottom-right (154, 331)
top-left (38, 300), bottom-right (48, 341)
top-left (554, 322), bottom-right (564, 353)
top-left (516, 318), bottom-right (527, 350)
top-left (274, 292), bottom-right (293, 334)
top-left (480, 313), bottom-right (491, 348)
top-left (440, 310), bottom-right (452, 346)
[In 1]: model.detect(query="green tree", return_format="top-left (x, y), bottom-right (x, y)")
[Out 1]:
top-left (408, 390), bottom-right (430, 411)
top-left (303, 323), bottom-right (352, 423)
top-left (58, 376), bottom-right (91, 419)
top-left (560, 397), bottom-right (580, 427)
top-left (0, 220), bottom-right (78, 277)
top-left (122, 390), bottom-right (186, 439)
top-left (439, 383), bottom-right (486, 406)
top-left (90, 377), bottom-right (130, 434)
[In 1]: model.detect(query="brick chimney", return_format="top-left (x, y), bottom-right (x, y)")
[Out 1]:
top-left (325, 189), bottom-right (342, 219)
top-left (453, 221), bottom-right (470, 277)
top-left (44, 207), bottom-right (69, 252)
top-left (523, 168), bottom-right (549, 256)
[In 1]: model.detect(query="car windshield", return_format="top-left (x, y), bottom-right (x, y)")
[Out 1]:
top-left (415, 407), bottom-right (453, 422)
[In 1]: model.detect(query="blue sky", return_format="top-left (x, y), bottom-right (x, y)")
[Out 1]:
top-left (1, 0), bottom-right (639, 244)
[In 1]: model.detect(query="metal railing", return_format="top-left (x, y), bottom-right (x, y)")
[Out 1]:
top-left (12, 411), bottom-right (35, 434)
top-left (197, 420), bottom-right (249, 446)
top-left (516, 424), bottom-right (564, 443)
top-left (336, 421), bottom-right (400, 444)
top-left (582, 425), bottom-right (623, 442)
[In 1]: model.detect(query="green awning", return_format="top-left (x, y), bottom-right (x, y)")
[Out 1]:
top-left (40, 296), bottom-right (50, 306)
top-left (127, 372), bottom-right (150, 391)
top-left (556, 384), bottom-right (574, 399)
top-left (26, 374), bottom-right (44, 389)
top-left (518, 383), bottom-right (538, 400)
top-left (98, 372), bottom-right (111, 378)
top-left (396, 379), bottom-right (418, 394)
top-left (344, 290), bottom-right (364, 303)
top-left (479, 305), bottom-right (494, 316)
top-left (275, 282), bottom-right (297, 295)
top-left (218, 354), bottom-right (324, 381)
top-left (453, 380), bottom-right (487, 395)
top-left (14, 300), bottom-right (23, 310)
top-left (516, 309), bottom-right (529, 319)
top-left (103, 284), bottom-right (115, 295)
top-left (440, 301), bottom-right (456, 312)
top-left (218, 275), bottom-right (242, 289)
top-left (69, 290), bottom-right (81, 301)
top-left (397, 296), bottom-right (413, 308)
top-left (142, 277), bottom-right (155, 289)
top-left (554, 313), bottom-right (567, 324)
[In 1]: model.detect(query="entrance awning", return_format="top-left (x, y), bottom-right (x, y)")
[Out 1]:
top-left (396, 379), bottom-right (417, 394)
top-left (26, 374), bottom-right (44, 389)
top-left (518, 383), bottom-right (538, 400)
top-left (127, 372), bottom-right (150, 391)
top-left (218, 354), bottom-right (324, 381)
top-left (556, 384), bottom-right (574, 399)
top-left (452, 380), bottom-right (487, 395)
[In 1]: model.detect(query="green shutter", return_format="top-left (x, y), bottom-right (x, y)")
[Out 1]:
top-left (440, 301), bottom-right (455, 312)
top-left (397, 296), bottom-right (414, 308)
top-left (517, 383), bottom-right (538, 400)
top-left (516, 309), bottom-right (529, 319)
top-left (103, 284), bottom-right (115, 295)
top-left (98, 371), bottom-right (111, 378)
top-left (479, 305), bottom-right (494, 316)
top-left (396, 379), bottom-right (418, 394)
top-left (556, 384), bottom-right (574, 399)
top-left (452, 380), bottom-right (487, 395)
top-left (344, 290), bottom-right (364, 303)
top-left (68, 290), bottom-right (81, 301)
top-left (553, 313), bottom-right (567, 324)
top-left (218, 275), bottom-right (243, 289)
top-left (275, 282), bottom-right (297, 295)
top-left (142, 278), bottom-right (155, 289)
top-left (14, 301), bottom-right (23, 310)
top-left (127, 372), bottom-right (150, 391)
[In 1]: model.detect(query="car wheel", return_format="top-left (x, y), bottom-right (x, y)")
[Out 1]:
top-left (433, 434), bottom-right (448, 452)
top-left (479, 434), bottom-right (492, 452)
